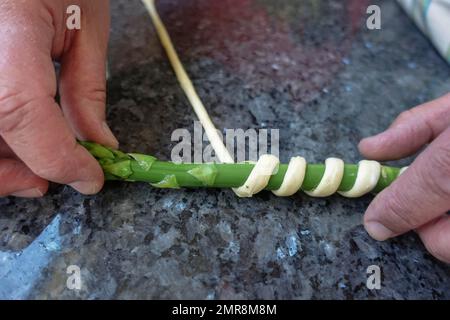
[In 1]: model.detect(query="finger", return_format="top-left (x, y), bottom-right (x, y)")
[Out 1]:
top-left (0, 96), bottom-right (105, 195)
top-left (0, 9), bottom-right (104, 194)
top-left (359, 93), bottom-right (450, 160)
top-left (417, 215), bottom-right (450, 263)
top-left (59, 0), bottom-right (118, 149)
top-left (0, 159), bottom-right (48, 198)
top-left (364, 126), bottom-right (450, 241)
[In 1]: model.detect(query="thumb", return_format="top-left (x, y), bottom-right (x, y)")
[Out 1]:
top-left (59, 0), bottom-right (118, 149)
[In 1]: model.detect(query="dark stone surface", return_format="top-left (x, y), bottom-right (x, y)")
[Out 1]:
top-left (0, 0), bottom-right (449, 299)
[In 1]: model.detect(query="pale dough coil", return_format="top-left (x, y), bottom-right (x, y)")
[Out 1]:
top-left (235, 156), bottom-right (382, 198)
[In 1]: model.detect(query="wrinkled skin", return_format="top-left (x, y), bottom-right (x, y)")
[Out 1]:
top-left (0, 0), bottom-right (117, 197)
top-left (0, 0), bottom-right (448, 263)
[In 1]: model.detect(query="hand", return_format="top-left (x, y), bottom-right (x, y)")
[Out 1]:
top-left (0, 0), bottom-right (117, 197)
top-left (359, 93), bottom-right (450, 263)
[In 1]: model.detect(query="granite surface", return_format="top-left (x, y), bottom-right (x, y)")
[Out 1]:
top-left (0, 0), bottom-right (449, 299)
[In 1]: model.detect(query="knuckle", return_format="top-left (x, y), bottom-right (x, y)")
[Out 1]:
top-left (64, 80), bottom-right (106, 106)
top-left (84, 86), bottom-right (106, 105)
top-left (80, 84), bottom-right (106, 104)
top-left (0, 87), bottom-right (34, 134)
top-left (395, 109), bottom-right (414, 124)
top-left (33, 139), bottom-right (78, 181)
top-left (33, 140), bottom-right (90, 184)
top-left (383, 192), bottom-right (418, 231)
top-left (428, 143), bottom-right (450, 197)
top-left (33, 163), bottom-right (65, 181)
top-left (33, 159), bottom-right (72, 182)
top-left (432, 142), bottom-right (450, 171)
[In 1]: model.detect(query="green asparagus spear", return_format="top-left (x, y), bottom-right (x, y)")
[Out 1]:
top-left (80, 141), bottom-right (401, 194)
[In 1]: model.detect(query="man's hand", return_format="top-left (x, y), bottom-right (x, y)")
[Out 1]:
top-left (0, 0), bottom-right (117, 197)
top-left (359, 93), bottom-right (450, 263)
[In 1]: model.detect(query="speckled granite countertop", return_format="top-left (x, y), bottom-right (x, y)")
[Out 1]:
top-left (0, 0), bottom-right (449, 299)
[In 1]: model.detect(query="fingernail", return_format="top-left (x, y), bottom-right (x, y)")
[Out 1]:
top-left (70, 180), bottom-right (102, 195)
top-left (102, 122), bottom-right (119, 149)
top-left (12, 188), bottom-right (44, 198)
top-left (365, 221), bottom-right (394, 241)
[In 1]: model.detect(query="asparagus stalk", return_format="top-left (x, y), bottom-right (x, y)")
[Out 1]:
top-left (80, 142), bottom-right (401, 194)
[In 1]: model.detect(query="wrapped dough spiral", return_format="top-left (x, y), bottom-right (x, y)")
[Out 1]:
top-left (235, 156), bottom-right (382, 198)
